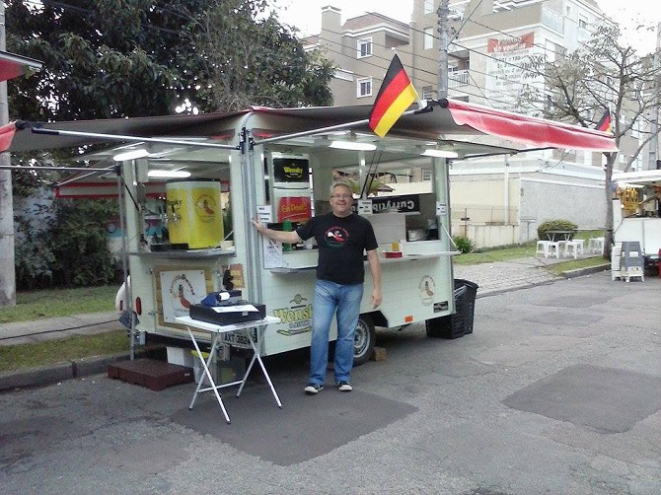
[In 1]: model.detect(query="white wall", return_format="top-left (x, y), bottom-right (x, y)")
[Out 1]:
top-left (520, 178), bottom-right (606, 241)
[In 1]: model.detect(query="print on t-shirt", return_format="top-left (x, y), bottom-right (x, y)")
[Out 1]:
top-left (325, 226), bottom-right (350, 247)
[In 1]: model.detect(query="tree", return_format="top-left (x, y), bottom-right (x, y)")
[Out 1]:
top-left (530, 24), bottom-right (660, 259)
top-left (4, 0), bottom-right (335, 298)
top-left (6, 0), bottom-right (334, 120)
top-left (6, 0), bottom-right (195, 120)
top-left (176, 0), bottom-right (334, 112)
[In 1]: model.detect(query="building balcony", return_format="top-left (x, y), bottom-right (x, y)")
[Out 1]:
top-left (448, 69), bottom-right (469, 88)
top-left (541, 7), bottom-right (564, 34)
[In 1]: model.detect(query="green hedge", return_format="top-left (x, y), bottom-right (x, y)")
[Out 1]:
top-left (537, 220), bottom-right (577, 240)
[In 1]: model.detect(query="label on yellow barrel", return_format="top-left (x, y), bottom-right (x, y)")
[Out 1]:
top-left (166, 181), bottom-right (224, 249)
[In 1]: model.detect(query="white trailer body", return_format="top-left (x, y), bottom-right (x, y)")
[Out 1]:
top-left (613, 170), bottom-right (661, 267)
top-left (117, 109), bottom-right (459, 363)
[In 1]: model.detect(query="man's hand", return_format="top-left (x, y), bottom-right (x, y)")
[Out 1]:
top-left (371, 288), bottom-right (382, 309)
top-left (251, 218), bottom-right (266, 234)
top-left (251, 218), bottom-right (302, 244)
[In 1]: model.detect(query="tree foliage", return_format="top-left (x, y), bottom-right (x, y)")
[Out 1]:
top-left (6, 0), bottom-right (334, 121)
top-left (527, 24), bottom-right (661, 258)
top-left (6, 0), bottom-right (334, 291)
top-left (15, 195), bottom-right (118, 290)
top-left (181, 0), bottom-right (334, 111)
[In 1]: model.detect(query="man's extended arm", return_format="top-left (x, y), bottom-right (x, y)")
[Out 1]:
top-left (251, 219), bottom-right (302, 244)
top-left (366, 249), bottom-right (382, 308)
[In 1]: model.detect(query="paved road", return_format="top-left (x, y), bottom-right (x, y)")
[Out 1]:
top-left (1, 272), bottom-right (659, 495)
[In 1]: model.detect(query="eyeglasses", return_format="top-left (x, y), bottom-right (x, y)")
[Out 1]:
top-left (332, 194), bottom-right (353, 199)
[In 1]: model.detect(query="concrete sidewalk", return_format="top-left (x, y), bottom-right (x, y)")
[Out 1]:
top-left (0, 256), bottom-right (609, 390)
top-left (0, 311), bottom-right (121, 347)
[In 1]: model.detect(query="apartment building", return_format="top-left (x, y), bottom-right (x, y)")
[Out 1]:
top-left (303, 1), bottom-right (649, 246)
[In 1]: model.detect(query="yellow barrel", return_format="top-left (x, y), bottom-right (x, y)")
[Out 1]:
top-left (166, 180), bottom-right (224, 249)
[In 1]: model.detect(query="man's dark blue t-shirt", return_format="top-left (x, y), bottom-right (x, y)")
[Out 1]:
top-left (296, 212), bottom-right (378, 285)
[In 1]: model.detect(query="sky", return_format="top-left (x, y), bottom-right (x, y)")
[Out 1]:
top-left (277, 0), bottom-right (661, 54)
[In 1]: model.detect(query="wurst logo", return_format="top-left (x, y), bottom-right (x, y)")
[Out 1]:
top-left (194, 193), bottom-right (218, 223)
top-left (418, 275), bottom-right (436, 306)
top-left (325, 227), bottom-right (349, 247)
top-left (273, 293), bottom-right (313, 336)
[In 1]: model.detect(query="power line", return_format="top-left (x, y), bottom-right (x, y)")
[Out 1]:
top-left (315, 33), bottom-right (537, 95)
top-left (318, 42), bottom-right (521, 107)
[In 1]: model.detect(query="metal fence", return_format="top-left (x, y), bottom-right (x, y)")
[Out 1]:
top-left (451, 205), bottom-right (518, 226)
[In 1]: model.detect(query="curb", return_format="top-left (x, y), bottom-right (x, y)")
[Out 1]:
top-left (559, 263), bottom-right (610, 279)
top-left (0, 350), bottom-right (147, 392)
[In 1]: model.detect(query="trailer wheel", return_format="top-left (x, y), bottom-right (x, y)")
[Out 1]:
top-left (353, 314), bottom-right (375, 366)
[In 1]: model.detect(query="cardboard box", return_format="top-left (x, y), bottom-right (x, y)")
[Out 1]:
top-left (191, 350), bottom-right (245, 386)
top-left (166, 346), bottom-right (194, 368)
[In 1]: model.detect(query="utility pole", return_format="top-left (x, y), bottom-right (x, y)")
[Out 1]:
top-left (648, 22), bottom-right (660, 170)
top-left (0, 3), bottom-right (16, 307)
top-left (437, 0), bottom-right (450, 99)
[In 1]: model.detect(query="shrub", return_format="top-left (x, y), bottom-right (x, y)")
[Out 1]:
top-left (14, 195), bottom-right (118, 289)
top-left (14, 215), bottom-right (56, 290)
top-left (537, 220), bottom-right (577, 240)
top-left (453, 235), bottom-right (473, 254)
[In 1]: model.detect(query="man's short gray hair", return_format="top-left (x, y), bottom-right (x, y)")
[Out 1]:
top-left (330, 181), bottom-right (353, 196)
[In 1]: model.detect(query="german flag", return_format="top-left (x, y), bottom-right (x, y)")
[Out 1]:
top-left (369, 55), bottom-right (418, 137)
top-left (596, 110), bottom-right (612, 133)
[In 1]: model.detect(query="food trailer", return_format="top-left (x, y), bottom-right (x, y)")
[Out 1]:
top-left (9, 99), bottom-right (617, 365)
top-left (612, 170), bottom-right (661, 271)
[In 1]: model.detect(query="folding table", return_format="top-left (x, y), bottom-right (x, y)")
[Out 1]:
top-left (175, 315), bottom-right (282, 424)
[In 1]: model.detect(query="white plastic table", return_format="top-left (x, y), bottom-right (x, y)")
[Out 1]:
top-left (175, 315), bottom-right (282, 424)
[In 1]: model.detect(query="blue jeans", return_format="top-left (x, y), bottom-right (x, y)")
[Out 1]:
top-left (309, 280), bottom-right (364, 386)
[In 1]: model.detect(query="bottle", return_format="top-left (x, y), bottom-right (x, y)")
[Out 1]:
top-left (283, 220), bottom-right (292, 252)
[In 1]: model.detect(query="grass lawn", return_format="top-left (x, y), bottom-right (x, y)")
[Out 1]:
top-left (548, 256), bottom-right (610, 275)
top-left (0, 330), bottom-right (131, 372)
top-left (0, 285), bottom-right (117, 324)
top-left (454, 244), bottom-right (536, 265)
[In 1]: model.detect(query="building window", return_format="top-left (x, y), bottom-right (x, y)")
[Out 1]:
top-left (424, 0), bottom-right (434, 15)
top-left (578, 16), bottom-right (588, 29)
top-left (357, 77), bottom-right (372, 98)
top-left (422, 86), bottom-right (434, 100)
top-left (423, 27), bottom-right (434, 50)
top-left (357, 38), bottom-right (372, 58)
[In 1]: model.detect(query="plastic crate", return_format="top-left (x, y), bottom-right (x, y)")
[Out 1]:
top-left (425, 279), bottom-right (479, 339)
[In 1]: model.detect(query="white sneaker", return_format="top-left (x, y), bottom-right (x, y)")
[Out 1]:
top-left (337, 381), bottom-right (352, 392)
top-left (304, 383), bottom-right (324, 395)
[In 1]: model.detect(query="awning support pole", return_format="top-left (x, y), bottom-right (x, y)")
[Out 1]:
top-left (30, 127), bottom-right (237, 149)
top-left (253, 106), bottom-right (433, 147)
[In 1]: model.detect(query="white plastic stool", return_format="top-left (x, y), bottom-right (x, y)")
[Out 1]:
top-left (558, 240), bottom-right (569, 257)
top-left (611, 243), bottom-right (622, 280)
top-left (536, 240), bottom-right (551, 258)
top-left (564, 241), bottom-right (578, 259)
top-left (564, 240), bottom-right (581, 259)
top-left (589, 237), bottom-right (604, 254)
top-left (573, 239), bottom-right (584, 255)
top-left (536, 240), bottom-right (560, 258)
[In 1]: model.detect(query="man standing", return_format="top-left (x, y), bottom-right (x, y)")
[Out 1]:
top-left (252, 182), bottom-right (382, 394)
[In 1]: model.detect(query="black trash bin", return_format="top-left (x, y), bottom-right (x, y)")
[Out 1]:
top-left (425, 278), bottom-right (479, 339)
